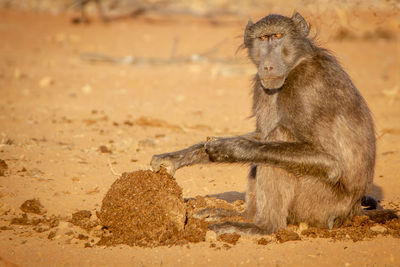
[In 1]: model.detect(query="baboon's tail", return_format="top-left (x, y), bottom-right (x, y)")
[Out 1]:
top-left (360, 209), bottom-right (398, 224)
top-left (359, 195), bottom-right (398, 223)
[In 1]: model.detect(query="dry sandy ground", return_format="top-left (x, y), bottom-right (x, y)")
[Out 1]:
top-left (0, 5), bottom-right (399, 267)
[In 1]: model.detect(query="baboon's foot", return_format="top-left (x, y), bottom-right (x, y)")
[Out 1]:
top-left (150, 154), bottom-right (177, 176)
top-left (193, 208), bottom-right (241, 222)
top-left (208, 221), bottom-right (271, 235)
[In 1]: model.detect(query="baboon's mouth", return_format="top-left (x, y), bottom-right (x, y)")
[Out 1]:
top-left (262, 76), bottom-right (284, 81)
top-left (260, 76), bottom-right (285, 92)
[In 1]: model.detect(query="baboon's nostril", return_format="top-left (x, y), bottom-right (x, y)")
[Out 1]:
top-left (264, 66), bottom-right (273, 71)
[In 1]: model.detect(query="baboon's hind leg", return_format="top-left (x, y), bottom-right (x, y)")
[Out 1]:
top-left (192, 208), bottom-right (241, 222)
top-left (244, 165), bottom-right (257, 220)
top-left (208, 221), bottom-right (271, 235)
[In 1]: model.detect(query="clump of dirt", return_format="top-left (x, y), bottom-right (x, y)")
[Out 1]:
top-left (0, 159), bottom-right (8, 176)
top-left (20, 199), bottom-right (46, 215)
top-left (71, 210), bottom-right (91, 222)
top-left (98, 169), bottom-right (207, 247)
top-left (276, 229), bottom-right (301, 243)
top-left (217, 233), bottom-right (241, 245)
top-left (70, 210), bottom-right (98, 231)
top-left (98, 145), bottom-right (112, 154)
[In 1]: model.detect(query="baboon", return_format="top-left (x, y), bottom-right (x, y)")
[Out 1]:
top-left (151, 13), bottom-right (397, 234)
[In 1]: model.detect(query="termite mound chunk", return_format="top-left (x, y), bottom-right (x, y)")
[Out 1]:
top-left (98, 169), bottom-right (194, 247)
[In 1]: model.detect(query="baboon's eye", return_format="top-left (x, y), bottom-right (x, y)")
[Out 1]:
top-left (273, 33), bottom-right (282, 39)
top-left (258, 35), bottom-right (266, 40)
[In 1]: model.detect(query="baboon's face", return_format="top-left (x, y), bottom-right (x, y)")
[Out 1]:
top-left (244, 13), bottom-right (310, 90)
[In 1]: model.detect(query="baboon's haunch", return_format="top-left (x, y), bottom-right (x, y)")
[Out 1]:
top-left (151, 13), bottom-right (397, 234)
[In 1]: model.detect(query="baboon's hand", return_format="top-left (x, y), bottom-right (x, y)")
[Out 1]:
top-left (205, 137), bottom-right (241, 162)
top-left (150, 153), bottom-right (177, 176)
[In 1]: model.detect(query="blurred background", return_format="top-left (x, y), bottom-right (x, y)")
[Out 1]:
top-left (1, 0), bottom-right (398, 41)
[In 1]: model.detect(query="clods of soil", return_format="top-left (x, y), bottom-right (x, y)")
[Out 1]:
top-left (276, 229), bottom-right (301, 243)
top-left (20, 199), bottom-right (46, 215)
top-left (217, 233), bottom-right (241, 245)
top-left (70, 210), bottom-right (98, 231)
top-left (301, 215), bottom-right (400, 242)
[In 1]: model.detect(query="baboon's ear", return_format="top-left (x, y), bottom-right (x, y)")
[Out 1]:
top-left (292, 12), bottom-right (309, 37)
top-left (244, 20), bottom-right (254, 46)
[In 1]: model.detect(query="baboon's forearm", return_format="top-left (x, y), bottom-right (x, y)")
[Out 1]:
top-left (175, 132), bottom-right (261, 168)
top-left (206, 137), bottom-right (342, 184)
top-left (173, 142), bottom-right (211, 169)
top-left (151, 132), bottom-right (262, 173)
